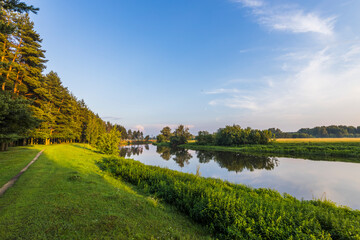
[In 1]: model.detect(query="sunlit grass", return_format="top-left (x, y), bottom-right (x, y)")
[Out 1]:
top-left (0, 144), bottom-right (212, 239)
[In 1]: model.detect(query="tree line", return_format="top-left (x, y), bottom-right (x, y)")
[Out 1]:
top-left (269, 125), bottom-right (360, 138)
top-left (196, 125), bottom-right (274, 146)
top-left (156, 124), bottom-right (273, 147)
top-left (156, 125), bottom-right (193, 147)
top-left (0, 1), bottom-right (141, 152)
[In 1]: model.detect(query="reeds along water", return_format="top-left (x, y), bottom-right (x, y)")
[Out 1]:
top-left (98, 156), bottom-right (360, 239)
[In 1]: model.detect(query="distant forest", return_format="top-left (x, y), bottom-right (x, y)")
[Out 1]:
top-left (269, 125), bottom-right (360, 138)
top-left (0, 1), bottom-right (144, 151)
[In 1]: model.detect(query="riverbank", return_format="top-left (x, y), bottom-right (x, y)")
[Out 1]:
top-left (181, 142), bottom-right (360, 162)
top-left (0, 144), bottom-right (211, 239)
top-left (100, 155), bottom-right (360, 239)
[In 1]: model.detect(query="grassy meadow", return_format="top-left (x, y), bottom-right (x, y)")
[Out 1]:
top-left (0, 144), bottom-right (211, 239)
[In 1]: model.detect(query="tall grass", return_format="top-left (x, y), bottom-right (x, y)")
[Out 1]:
top-left (98, 156), bottom-right (360, 240)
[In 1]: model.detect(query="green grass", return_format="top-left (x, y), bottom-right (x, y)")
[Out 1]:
top-left (181, 142), bottom-right (360, 162)
top-left (152, 142), bottom-right (171, 147)
top-left (0, 146), bottom-right (40, 186)
top-left (0, 144), bottom-right (212, 239)
top-left (99, 156), bottom-right (360, 239)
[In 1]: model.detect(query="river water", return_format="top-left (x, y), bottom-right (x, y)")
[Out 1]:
top-left (119, 144), bottom-right (360, 210)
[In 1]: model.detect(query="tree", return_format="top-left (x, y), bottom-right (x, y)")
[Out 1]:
top-left (196, 131), bottom-right (214, 145)
top-left (156, 134), bottom-right (166, 143)
top-left (160, 126), bottom-right (172, 140)
top-left (170, 125), bottom-right (192, 147)
top-left (0, 92), bottom-right (39, 150)
top-left (96, 126), bottom-right (121, 155)
top-left (0, 0), bottom-right (38, 35)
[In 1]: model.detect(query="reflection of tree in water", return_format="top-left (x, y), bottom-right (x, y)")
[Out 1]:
top-left (155, 146), bottom-right (277, 171)
top-left (156, 146), bottom-right (192, 167)
top-left (197, 151), bottom-right (214, 164)
top-left (119, 145), bottom-right (147, 157)
top-left (156, 146), bottom-right (171, 160)
top-left (196, 150), bottom-right (278, 173)
top-left (172, 148), bottom-right (192, 168)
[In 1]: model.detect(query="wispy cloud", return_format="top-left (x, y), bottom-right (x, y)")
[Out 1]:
top-left (233, 0), bottom-right (336, 35)
top-left (208, 43), bottom-right (360, 129)
top-left (204, 88), bottom-right (241, 94)
top-left (234, 0), bottom-right (263, 7)
top-left (209, 97), bottom-right (259, 110)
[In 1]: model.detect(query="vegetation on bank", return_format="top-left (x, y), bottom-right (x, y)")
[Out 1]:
top-left (276, 138), bottom-right (360, 143)
top-left (0, 144), bottom-right (212, 239)
top-left (196, 125), bottom-right (274, 146)
top-left (270, 125), bottom-right (360, 138)
top-left (181, 141), bottom-right (360, 161)
top-left (99, 156), bottom-right (360, 239)
top-left (157, 125), bottom-right (193, 147)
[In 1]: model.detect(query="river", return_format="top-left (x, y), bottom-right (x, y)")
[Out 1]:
top-left (119, 144), bottom-right (360, 210)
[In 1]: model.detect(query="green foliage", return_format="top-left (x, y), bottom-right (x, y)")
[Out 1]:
top-left (269, 125), bottom-right (360, 138)
top-left (96, 127), bottom-right (121, 155)
top-left (160, 126), bottom-right (172, 141)
top-left (196, 131), bottom-right (215, 145)
top-left (0, 3), bottom-right (111, 146)
top-left (0, 92), bottom-right (39, 147)
top-left (99, 156), bottom-right (360, 240)
top-left (170, 125), bottom-right (192, 147)
top-left (156, 134), bottom-right (166, 143)
top-left (0, 0), bottom-right (38, 35)
top-left (196, 125), bottom-right (274, 146)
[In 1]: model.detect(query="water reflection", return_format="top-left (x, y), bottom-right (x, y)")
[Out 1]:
top-left (124, 145), bottom-right (278, 173)
top-left (119, 144), bottom-right (146, 157)
top-left (196, 150), bottom-right (279, 172)
top-left (119, 144), bottom-right (360, 210)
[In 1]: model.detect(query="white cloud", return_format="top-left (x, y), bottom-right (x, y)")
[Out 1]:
top-left (208, 44), bottom-right (360, 129)
top-left (135, 125), bottom-right (145, 131)
top-left (209, 97), bottom-right (258, 110)
top-left (204, 88), bottom-right (241, 94)
top-left (234, 0), bottom-right (336, 35)
top-left (261, 11), bottom-right (335, 35)
top-left (234, 0), bottom-right (264, 7)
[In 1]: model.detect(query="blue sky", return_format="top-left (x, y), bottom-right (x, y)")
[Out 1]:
top-left (27, 0), bottom-right (360, 135)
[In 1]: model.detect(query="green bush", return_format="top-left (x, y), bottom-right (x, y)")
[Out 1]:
top-left (196, 131), bottom-right (215, 145)
top-left (98, 157), bottom-right (360, 239)
top-left (156, 134), bottom-right (166, 143)
top-left (170, 125), bottom-right (192, 147)
top-left (96, 127), bottom-right (121, 155)
top-left (195, 125), bottom-right (274, 146)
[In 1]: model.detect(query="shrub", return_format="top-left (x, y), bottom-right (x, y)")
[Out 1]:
top-left (98, 157), bottom-right (360, 239)
top-left (156, 134), bottom-right (166, 143)
top-left (96, 127), bottom-right (121, 155)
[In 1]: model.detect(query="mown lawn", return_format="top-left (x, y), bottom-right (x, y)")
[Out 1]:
top-left (0, 144), bottom-right (212, 240)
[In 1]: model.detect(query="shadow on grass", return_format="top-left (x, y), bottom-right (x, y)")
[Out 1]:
top-left (70, 144), bottom-right (103, 154)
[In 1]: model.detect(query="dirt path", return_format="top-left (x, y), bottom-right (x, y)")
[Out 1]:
top-left (0, 149), bottom-right (44, 197)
